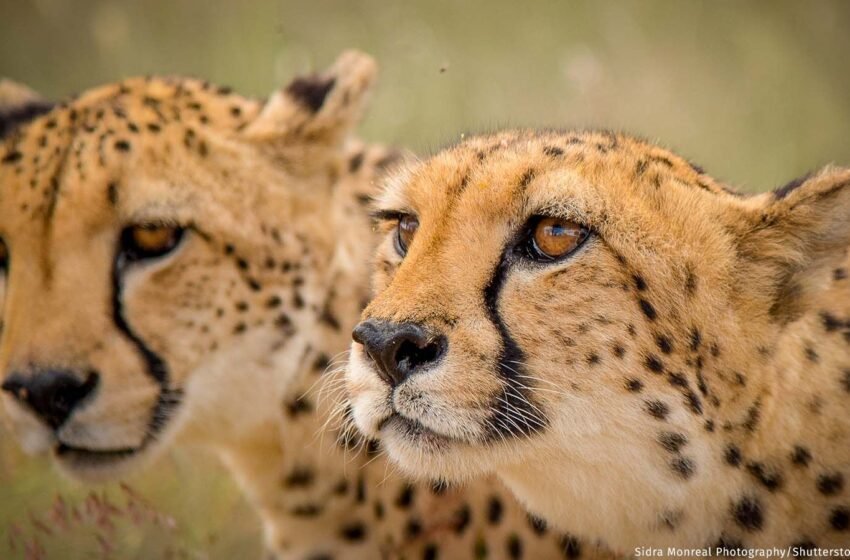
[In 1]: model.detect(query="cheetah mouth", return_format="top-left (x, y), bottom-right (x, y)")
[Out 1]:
top-left (379, 413), bottom-right (456, 448)
top-left (55, 443), bottom-right (140, 466)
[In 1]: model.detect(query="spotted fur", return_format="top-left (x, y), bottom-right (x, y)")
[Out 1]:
top-left (348, 129), bottom-right (850, 552)
top-left (0, 65), bottom-right (620, 559)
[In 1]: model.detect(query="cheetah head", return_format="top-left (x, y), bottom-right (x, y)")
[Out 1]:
top-left (0, 51), bottom-right (378, 480)
top-left (347, 129), bottom-right (850, 497)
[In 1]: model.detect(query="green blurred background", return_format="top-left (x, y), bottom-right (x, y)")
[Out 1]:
top-left (1, 0), bottom-right (849, 557)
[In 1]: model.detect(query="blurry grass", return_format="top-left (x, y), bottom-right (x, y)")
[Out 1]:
top-left (0, 0), bottom-right (849, 556)
top-left (0, 438), bottom-right (260, 559)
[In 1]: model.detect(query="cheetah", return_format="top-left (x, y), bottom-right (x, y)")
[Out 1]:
top-left (0, 60), bottom-right (620, 559)
top-left (347, 129), bottom-right (850, 553)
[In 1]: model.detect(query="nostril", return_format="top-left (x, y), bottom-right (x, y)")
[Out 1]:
top-left (2, 369), bottom-right (100, 429)
top-left (353, 319), bottom-right (447, 387)
top-left (394, 336), bottom-right (445, 375)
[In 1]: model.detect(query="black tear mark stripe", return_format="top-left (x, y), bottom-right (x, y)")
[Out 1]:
top-left (482, 252), bottom-right (548, 440)
top-left (111, 253), bottom-right (182, 441)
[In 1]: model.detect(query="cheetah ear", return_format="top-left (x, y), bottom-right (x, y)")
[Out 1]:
top-left (0, 79), bottom-right (53, 139)
top-left (243, 50), bottom-right (377, 148)
top-left (737, 166), bottom-right (850, 322)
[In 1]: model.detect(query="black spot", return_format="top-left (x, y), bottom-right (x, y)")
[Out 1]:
top-left (559, 534), bottom-right (582, 559)
top-left (743, 403), bottom-right (761, 432)
top-left (746, 461), bottom-right (783, 492)
top-left (613, 344), bottom-right (626, 358)
top-left (453, 505), bottom-right (471, 534)
top-left (114, 139), bottom-right (131, 152)
top-left (423, 543), bottom-right (439, 560)
top-left (313, 353), bottom-right (331, 373)
top-left (355, 474), bottom-right (366, 503)
top-left (655, 335), bottom-right (673, 354)
top-left (487, 496), bottom-right (503, 524)
top-left (830, 507), bottom-right (850, 531)
top-left (107, 182), bottom-right (118, 206)
top-left (725, 445), bottom-right (742, 467)
top-left (395, 484), bottom-right (415, 509)
top-left (349, 152), bottom-right (365, 172)
top-left (817, 472), bottom-right (845, 496)
top-left (626, 378), bottom-right (644, 392)
top-left (658, 432), bottom-right (688, 453)
top-left (339, 522), bottom-right (367, 542)
top-left (586, 352), bottom-right (600, 366)
top-left (528, 513), bottom-right (547, 535)
top-left (646, 355), bottom-right (665, 374)
top-left (1, 150), bottom-right (22, 164)
top-left (639, 299), bottom-right (657, 321)
top-left (266, 295), bottom-right (282, 309)
top-left (405, 518), bottom-right (422, 538)
top-left (732, 496), bottom-right (763, 531)
top-left (821, 311), bottom-right (843, 332)
top-left (842, 370), bottom-right (850, 393)
top-left (685, 390), bottom-right (704, 415)
top-left (689, 328), bottom-right (702, 351)
top-left (805, 347), bottom-right (819, 363)
top-left (291, 504), bottom-right (323, 517)
top-left (704, 419), bottom-right (715, 432)
top-left (506, 534), bottom-right (523, 559)
top-left (518, 168), bottom-right (535, 187)
top-left (285, 76), bottom-right (336, 113)
top-left (543, 145), bottom-right (564, 157)
top-left (285, 396), bottom-right (313, 418)
top-left (284, 466), bottom-right (314, 488)
top-left (668, 372), bottom-right (688, 388)
top-left (373, 501), bottom-right (384, 519)
top-left (632, 274), bottom-right (647, 291)
top-left (670, 456), bottom-right (696, 479)
top-left (646, 400), bottom-right (669, 420)
top-left (836, 268), bottom-right (848, 281)
top-left (685, 269), bottom-right (698, 295)
top-left (791, 446), bottom-right (812, 467)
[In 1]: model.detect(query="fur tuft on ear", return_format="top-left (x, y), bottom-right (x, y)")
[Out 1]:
top-left (0, 79), bottom-right (53, 139)
top-left (736, 165), bottom-right (850, 323)
top-left (243, 50), bottom-right (377, 147)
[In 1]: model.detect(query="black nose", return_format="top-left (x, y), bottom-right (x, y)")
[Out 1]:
top-left (1, 369), bottom-right (99, 429)
top-left (352, 319), bottom-right (446, 387)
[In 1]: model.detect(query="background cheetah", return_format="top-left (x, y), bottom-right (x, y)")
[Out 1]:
top-left (0, 58), bottom-right (620, 558)
top-left (347, 129), bottom-right (850, 553)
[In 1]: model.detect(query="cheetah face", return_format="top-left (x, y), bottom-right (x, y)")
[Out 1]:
top-left (0, 52), bottom-right (377, 480)
top-left (347, 130), bottom-right (850, 487)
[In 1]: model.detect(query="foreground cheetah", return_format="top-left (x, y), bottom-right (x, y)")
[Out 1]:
top-left (0, 61), bottom-right (618, 558)
top-left (347, 129), bottom-right (850, 553)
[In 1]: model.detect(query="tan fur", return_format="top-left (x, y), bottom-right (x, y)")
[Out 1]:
top-left (0, 65), bottom-right (620, 558)
top-left (348, 129), bottom-right (850, 552)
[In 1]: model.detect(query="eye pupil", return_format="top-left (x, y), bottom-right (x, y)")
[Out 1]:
top-left (395, 215), bottom-right (419, 257)
top-left (529, 217), bottom-right (587, 260)
top-left (0, 239), bottom-right (7, 270)
top-left (121, 224), bottom-right (184, 261)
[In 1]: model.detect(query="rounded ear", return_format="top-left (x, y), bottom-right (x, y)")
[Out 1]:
top-left (737, 166), bottom-right (850, 322)
top-left (0, 79), bottom-right (54, 139)
top-left (243, 50), bottom-right (377, 148)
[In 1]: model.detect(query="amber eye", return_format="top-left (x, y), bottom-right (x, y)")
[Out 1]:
top-left (394, 215), bottom-right (419, 257)
top-left (0, 238), bottom-right (7, 271)
top-left (526, 216), bottom-right (589, 261)
top-left (120, 224), bottom-right (185, 262)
